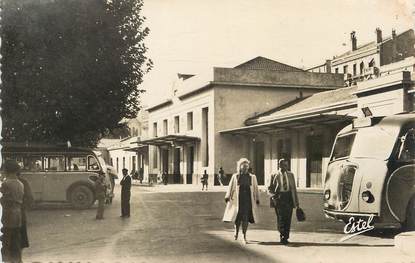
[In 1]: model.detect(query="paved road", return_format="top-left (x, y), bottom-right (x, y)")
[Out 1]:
top-left (23, 185), bottom-right (412, 262)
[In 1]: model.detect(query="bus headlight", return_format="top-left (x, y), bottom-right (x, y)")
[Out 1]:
top-left (324, 190), bottom-right (331, 200)
top-left (362, 190), bottom-right (374, 203)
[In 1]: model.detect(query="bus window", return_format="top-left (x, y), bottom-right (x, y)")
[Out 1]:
top-left (5, 155), bottom-right (43, 171)
top-left (88, 156), bottom-right (100, 171)
top-left (66, 156), bottom-right (87, 171)
top-left (24, 156), bottom-right (43, 171)
top-left (398, 128), bottom-right (415, 161)
top-left (331, 133), bottom-right (356, 161)
top-left (45, 156), bottom-right (65, 171)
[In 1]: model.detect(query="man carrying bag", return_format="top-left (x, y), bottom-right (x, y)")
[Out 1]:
top-left (268, 159), bottom-right (304, 245)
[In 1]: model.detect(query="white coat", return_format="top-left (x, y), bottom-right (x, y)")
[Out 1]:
top-left (222, 173), bottom-right (260, 223)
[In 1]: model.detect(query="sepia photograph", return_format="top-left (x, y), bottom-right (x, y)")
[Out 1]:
top-left (0, 0), bottom-right (415, 262)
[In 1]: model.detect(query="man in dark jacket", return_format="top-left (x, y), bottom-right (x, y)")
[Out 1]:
top-left (120, 168), bottom-right (131, 218)
top-left (1, 160), bottom-right (25, 263)
top-left (16, 172), bottom-right (34, 250)
top-left (268, 159), bottom-right (299, 245)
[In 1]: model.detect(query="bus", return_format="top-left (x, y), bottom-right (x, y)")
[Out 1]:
top-left (323, 113), bottom-right (415, 230)
top-left (1, 142), bottom-right (113, 209)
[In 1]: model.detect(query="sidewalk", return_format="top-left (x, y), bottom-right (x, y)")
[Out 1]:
top-left (206, 229), bottom-right (411, 263)
top-left (133, 183), bottom-right (324, 195)
top-left (136, 184), bottom-right (229, 193)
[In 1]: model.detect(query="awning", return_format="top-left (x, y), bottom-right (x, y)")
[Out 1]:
top-left (124, 144), bottom-right (149, 152)
top-left (220, 112), bottom-right (355, 135)
top-left (131, 135), bottom-right (200, 146)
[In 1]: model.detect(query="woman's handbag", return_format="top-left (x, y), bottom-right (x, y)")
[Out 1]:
top-left (296, 207), bottom-right (306, 222)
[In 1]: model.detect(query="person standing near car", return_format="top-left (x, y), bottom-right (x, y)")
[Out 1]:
top-left (95, 174), bottom-right (107, 220)
top-left (16, 172), bottom-right (34, 251)
top-left (1, 160), bottom-right (25, 263)
top-left (120, 168), bottom-right (131, 218)
top-left (268, 159), bottom-right (299, 245)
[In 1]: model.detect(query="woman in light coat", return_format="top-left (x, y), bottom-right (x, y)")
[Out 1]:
top-left (223, 158), bottom-right (260, 244)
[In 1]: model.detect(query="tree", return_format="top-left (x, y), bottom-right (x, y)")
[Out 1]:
top-left (0, 0), bottom-right (152, 147)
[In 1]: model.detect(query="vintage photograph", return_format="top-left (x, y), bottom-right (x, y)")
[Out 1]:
top-left (0, 0), bottom-right (415, 262)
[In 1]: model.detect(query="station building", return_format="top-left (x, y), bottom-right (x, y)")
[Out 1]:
top-left (140, 57), bottom-right (344, 185)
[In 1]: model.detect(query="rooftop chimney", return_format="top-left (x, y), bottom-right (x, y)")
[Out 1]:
top-left (376, 28), bottom-right (382, 43)
top-left (351, 31), bottom-right (357, 51)
top-left (325, 59), bottom-right (332, 73)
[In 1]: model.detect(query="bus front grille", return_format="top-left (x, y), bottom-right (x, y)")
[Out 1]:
top-left (338, 165), bottom-right (356, 210)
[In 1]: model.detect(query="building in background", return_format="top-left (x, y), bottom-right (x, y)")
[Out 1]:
top-left (221, 28), bottom-right (415, 189)
top-left (141, 57), bottom-right (344, 186)
top-left (97, 110), bottom-right (149, 181)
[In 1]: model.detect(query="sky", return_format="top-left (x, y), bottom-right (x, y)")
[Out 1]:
top-left (140, 0), bottom-right (415, 106)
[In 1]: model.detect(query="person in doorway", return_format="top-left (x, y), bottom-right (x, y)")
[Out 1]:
top-left (120, 168), bottom-right (131, 218)
top-left (218, 167), bottom-right (224, 186)
top-left (95, 174), bottom-right (107, 220)
top-left (268, 159), bottom-right (299, 245)
top-left (223, 158), bottom-right (260, 244)
top-left (16, 172), bottom-right (34, 251)
top-left (201, 170), bottom-right (209, 191)
top-left (162, 170), bottom-right (168, 185)
top-left (1, 160), bottom-right (25, 263)
top-left (139, 167), bottom-right (144, 184)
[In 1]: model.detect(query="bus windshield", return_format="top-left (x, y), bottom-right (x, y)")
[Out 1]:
top-left (351, 125), bottom-right (399, 160)
top-left (331, 133), bottom-right (356, 161)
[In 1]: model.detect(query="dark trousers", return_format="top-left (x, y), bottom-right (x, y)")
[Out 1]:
top-left (121, 194), bottom-right (130, 217)
top-left (274, 191), bottom-right (293, 241)
top-left (96, 198), bottom-right (105, 219)
top-left (1, 227), bottom-right (22, 263)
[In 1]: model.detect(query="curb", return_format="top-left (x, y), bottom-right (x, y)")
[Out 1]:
top-left (394, 231), bottom-right (415, 256)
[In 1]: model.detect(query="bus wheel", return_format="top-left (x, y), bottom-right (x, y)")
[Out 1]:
top-left (404, 195), bottom-right (415, 231)
top-left (70, 185), bottom-right (94, 209)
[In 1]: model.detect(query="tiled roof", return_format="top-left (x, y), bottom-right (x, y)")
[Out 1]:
top-left (247, 86), bottom-right (358, 125)
top-left (235, 56), bottom-right (303, 72)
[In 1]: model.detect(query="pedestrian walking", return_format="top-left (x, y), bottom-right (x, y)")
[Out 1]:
top-left (120, 168), bottom-right (131, 218)
top-left (223, 158), bottom-right (260, 244)
top-left (268, 159), bottom-right (300, 245)
top-left (1, 160), bottom-right (25, 263)
top-left (95, 174), bottom-right (107, 220)
top-left (201, 170), bottom-right (209, 191)
top-left (16, 172), bottom-right (34, 250)
top-left (218, 167), bottom-right (224, 186)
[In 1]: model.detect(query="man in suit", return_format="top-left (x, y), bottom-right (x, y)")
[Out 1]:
top-left (17, 172), bottom-right (34, 250)
top-left (268, 159), bottom-right (299, 245)
top-left (120, 168), bottom-right (131, 218)
top-left (1, 160), bottom-right (25, 262)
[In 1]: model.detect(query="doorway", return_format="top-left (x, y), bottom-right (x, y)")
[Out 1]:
top-left (173, 147), bottom-right (181, 184)
top-left (186, 146), bottom-right (194, 184)
top-left (253, 141), bottom-right (265, 185)
top-left (306, 135), bottom-right (323, 188)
